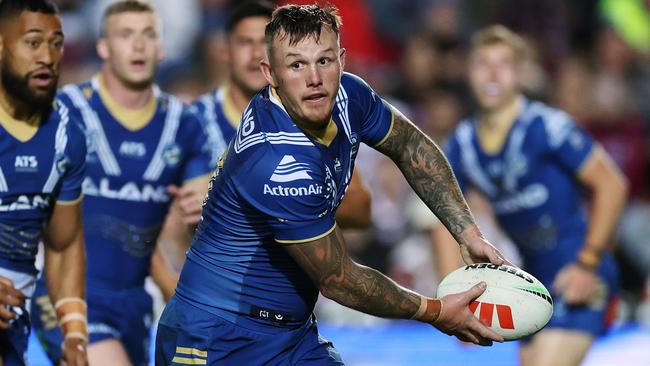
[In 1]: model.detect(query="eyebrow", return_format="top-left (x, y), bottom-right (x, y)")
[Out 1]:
top-left (284, 48), bottom-right (335, 59)
top-left (25, 29), bottom-right (64, 37)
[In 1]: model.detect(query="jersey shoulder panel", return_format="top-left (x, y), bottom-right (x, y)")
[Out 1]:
top-left (338, 72), bottom-right (393, 146)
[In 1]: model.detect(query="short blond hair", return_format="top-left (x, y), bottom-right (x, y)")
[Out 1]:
top-left (100, 0), bottom-right (156, 36)
top-left (470, 25), bottom-right (528, 63)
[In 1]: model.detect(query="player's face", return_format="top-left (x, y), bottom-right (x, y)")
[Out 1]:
top-left (98, 11), bottom-right (162, 90)
top-left (262, 26), bottom-right (345, 130)
top-left (0, 11), bottom-right (63, 109)
top-left (468, 43), bottom-right (521, 112)
top-left (228, 16), bottom-right (268, 97)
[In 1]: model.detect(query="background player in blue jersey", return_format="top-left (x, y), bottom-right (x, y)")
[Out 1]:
top-left (0, 1), bottom-right (88, 365)
top-left (434, 26), bottom-right (628, 366)
top-left (156, 5), bottom-right (513, 365)
top-left (193, 0), bottom-right (371, 229)
top-left (30, 1), bottom-right (214, 366)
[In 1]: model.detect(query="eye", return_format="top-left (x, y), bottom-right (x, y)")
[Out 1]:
top-left (52, 39), bottom-right (64, 49)
top-left (290, 61), bottom-right (302, 69)
top-left (318, 58), bottom-right (331, 66)
top-left (26, 39), bottom-right (41, 49)
top-left (144, 29), bottom-right (157, 39)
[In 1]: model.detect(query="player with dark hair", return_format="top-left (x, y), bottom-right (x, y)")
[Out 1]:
top-left (0, 0), bottom-right (88, 365)
top-left (30, 1), bottom-right (214, 365)
top-left (156, 4), bottom-right (510, 365)
top-left (434, 25), bottom-right (628, 366)
top-left (194, 0), bottom-right (371, 228)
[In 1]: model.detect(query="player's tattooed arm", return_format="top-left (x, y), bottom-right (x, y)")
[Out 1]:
top-left (374, 105), bottom-right (475, 244)
top-left (284, 227), bottom-right (421, 319)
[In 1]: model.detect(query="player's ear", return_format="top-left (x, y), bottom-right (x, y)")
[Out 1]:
top-left (96, 38), bottom-right (109, 61)
top-left (260, 58), bottom-right (277, 88)
top-left (339, 47), bottom-right (346, 70)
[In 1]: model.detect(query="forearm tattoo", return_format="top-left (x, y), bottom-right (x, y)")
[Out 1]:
top-left (287, 230), bottom-right (421, 319)
top-left (375, 110), bottom-right (474, 239)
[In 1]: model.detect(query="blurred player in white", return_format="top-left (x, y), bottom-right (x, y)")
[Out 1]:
top-left (30, 1), bottom-right (214, 366)
top-left (435, 25), bottom-right (628, 366)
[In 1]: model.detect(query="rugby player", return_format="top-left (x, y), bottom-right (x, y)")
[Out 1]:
top-left (434, 25), bottom-right (628, 366)
top-left (0, 1), bottom-right (87, 365)
top-left (30, 1), bottom-right (214, 365)
top-left (194, 0), bottom-right (371, 229)
top-left (156, 5), bottom-right (510, 365)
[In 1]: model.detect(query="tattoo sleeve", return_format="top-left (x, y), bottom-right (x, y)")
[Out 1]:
top-left (375, 105), bottom-right (475, 242)
top-left (284, 228), bottom-right (422, 319)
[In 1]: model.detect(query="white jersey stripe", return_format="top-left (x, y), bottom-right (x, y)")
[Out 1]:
top-left (43, 104), bottom-right (70, 193)
top-left (0, 167), bottom-right (8, 192)
top-left (62, 84), bottom-right (121, 176)
top-left (143, 97), bottom-right (182, 181)
top-left (199, 93), bottom-right (228, 157)
top-left (457, 122), bottom-right (497, 197)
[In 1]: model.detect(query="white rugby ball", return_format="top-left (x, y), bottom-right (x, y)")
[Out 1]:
top-left (436, 263), bottom-right (553, 341)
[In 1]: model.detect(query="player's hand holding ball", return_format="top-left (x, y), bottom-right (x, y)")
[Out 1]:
top-left (437, 264), bottom-right (553, 341)
top-left (433, 281), bottom-right (504, 346)
top-left (460, 234), bottom-right (513, 268)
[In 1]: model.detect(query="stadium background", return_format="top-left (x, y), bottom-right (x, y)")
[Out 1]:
top-left (29, 0), bottom-right (650, 364)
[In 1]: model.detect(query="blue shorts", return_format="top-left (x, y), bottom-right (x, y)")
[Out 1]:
top-left (31, 277), bottom-right (153, 366)
top-left (156, 296), bottom-right (344, 366)
top-left (0, 305), bottom-right (30, 366)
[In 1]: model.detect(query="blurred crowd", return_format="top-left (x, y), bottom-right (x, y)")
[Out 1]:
top-left (52, 0), bottom-right (650, 325)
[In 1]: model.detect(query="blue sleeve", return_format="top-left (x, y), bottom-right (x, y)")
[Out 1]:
top-left (444, 135), bottom-right (467, 193)
top-left (539, 112), bottom-right (594, 173)
top-left (179, 107), bottom-right (216, 182)
top-left (234, 148), bottom-right (335, 244)
top-left (341, 73), bottom-right (393, 146)
top-left (56, 113), bottom-right (86, 203)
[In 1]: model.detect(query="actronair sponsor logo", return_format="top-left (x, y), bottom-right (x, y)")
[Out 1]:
top-left (263, 183), bottom-right (323, 197)
top-left (270, 155), bottom-right (311, 182)
top-left (264, 155), bottom-right (323, 196)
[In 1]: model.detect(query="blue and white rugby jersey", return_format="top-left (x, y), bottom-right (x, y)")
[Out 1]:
top-left (57, 76), bottom-right (214, 291)
top-left (176, 72), bottom-right (393, 328)
top-left (445, 98), bottom-right (616, 284)
top-left (192, 85), bottom-right (242, 165)
top-left (0, 102), bottom-right (86, 275)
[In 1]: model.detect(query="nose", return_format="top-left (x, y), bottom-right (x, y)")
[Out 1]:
top-left (133, 34), bottom-right (146, 51)
top-left (306, 65), bottom-right (322, 88)
top-left (252, 41), bottom-right (265, 61)
top-left (37, 44), bottom-right (55, 66)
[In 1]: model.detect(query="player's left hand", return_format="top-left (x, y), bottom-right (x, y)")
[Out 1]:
top-left (460, 237), bottom-right (513, 267)
top-left (552, 263), bottom-right (598, 305)
top-left (168, 184), bottom-right (203, 225)
top-left (60, 338), bottom-right (88, 366)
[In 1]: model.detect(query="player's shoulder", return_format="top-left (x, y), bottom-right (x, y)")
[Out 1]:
top-left (520, 98), bottom-right (576, 146)
top-left (56, 79), bottom-right (95, 108)
top-left (191, 88), bottom-right (221, 112)
top-left (448, 117), bottom-right (476, 145)
top-left (49, 100), bottom-right (86, 149)
top-left (231, 88), bottom-right (313, 155)
top-left (339, 72), bottom-right (377, 99)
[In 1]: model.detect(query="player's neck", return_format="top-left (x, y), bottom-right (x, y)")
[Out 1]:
top-left (223, 83), bottom-right (254, 128)
top-left (0, 88), bottom-right (39, 122)
top-left (480, 95), bottom-right (522, 131)
top-left (227, 82), bottom-right (255, 117)
top-left (100, 67), bottom-right (154, 109)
